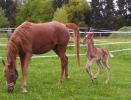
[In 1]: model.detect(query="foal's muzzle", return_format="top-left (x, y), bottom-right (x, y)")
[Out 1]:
top-left (7, 82), bottom-right (15, 93)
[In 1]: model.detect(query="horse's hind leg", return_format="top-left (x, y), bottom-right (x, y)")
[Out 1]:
top-left (64, 56), bottom-right (70, 79)
top-left (53, 45), bottom-right (69, 83)
top-left (19, 53), bottom-right (32, 93)
top-left (103, 58), bottom-right (110, 84)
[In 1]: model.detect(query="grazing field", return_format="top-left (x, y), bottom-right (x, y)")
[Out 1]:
top-left (0, 37), bottom-right (131, 100)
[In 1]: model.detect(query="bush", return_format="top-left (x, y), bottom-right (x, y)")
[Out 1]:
top-left (52, 0), bottom-right (90, 26)
top-left (0, 8), bottom-right (10, 27)
top-left (111, 26), bottom-right (131, 38)
top-left (53, 6), bottom-right (68, 23)
top-left (16, 0), bottom-right (54, 25)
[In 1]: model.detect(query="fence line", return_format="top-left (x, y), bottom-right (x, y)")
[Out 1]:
top-left (1, 31), bottom-right (131, 59)
top-left (1, 41), bottom-right (131, 47)
top-left (0, 44), bottom-right (7, 46)
top-left (70, 31), bottom-right (131, 34)
top-left (110, 48), bottom-right (131, 52)
top-left (0, 48), bottom-right (131, 59)
top-left (1, 28), bottom-right (131, 33)
top-left (94, 39), bottom-right (109, 42)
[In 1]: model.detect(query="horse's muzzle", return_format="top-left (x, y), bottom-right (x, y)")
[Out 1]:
top-left (7, 83), bottom-right (14, 93)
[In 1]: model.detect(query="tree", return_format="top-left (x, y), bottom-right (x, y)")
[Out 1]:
top-left (90, 0), bottom-right (119, 30)
top-left (117, 0), bottom-right (127, 15)
top-left (53, 0), bottom-right (69, 10)
top-left (53, 6), bottom-right (69, 23)
top-left (103, 0), bottom-right (115, 29)
top-left (0, 0), bottom-right (17, 27)
top-left (0, 8), bottom-right (10, 28)
top-left (91, 0), bottom-right (102, 28)
top-left (66, 0), bottom-right (90, 26)
top-left (16, 0), bottom-right (54, 25)
top-left (5, 0), bottom-right (17, 27)
top-left (53, 0), bottom-right (90, 26)
top-left (0, 0), bottom-right (5, 9)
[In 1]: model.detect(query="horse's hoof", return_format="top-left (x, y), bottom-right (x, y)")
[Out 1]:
top-left (58, 80), bottom-right (63, 85)
top-left (66, 76), bottom-right (71, 80)
top-left (105, 81), bottom-right (108, 84)
top-left (22, 89), bottom-right (28, 94)
top-left (91, 78), bottom-right (95, 82)
top-left (93, 76), bottom-right (97, 79)
top-left (91, 76), bottom-right (96, 81)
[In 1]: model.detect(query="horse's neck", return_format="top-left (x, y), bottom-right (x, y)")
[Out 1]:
top-left (87, 40), bottom-right (97, 57)
top-left (7, 41), bottom-right (17, 68)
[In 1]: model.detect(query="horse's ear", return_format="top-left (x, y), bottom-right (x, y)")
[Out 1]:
top-left (87, 32), bottom-right (93, 38)
top-left (90, 33), bottom-right (94, 38)
top-left (2, 60), bottom-right (5, 66)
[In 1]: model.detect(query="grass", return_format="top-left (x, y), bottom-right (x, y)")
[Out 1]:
top-left (1, 37), bottom-right (131, 100)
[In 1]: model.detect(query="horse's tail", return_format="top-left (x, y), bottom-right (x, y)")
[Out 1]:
top-left (66, 23), bottom-right (80, 66)
top-left (109, 52), bottom-right (114, 58)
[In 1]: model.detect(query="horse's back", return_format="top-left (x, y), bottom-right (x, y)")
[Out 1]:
top-left (13, 21), bottom-right (69, 54)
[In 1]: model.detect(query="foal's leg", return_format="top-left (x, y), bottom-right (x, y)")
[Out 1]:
top-left (94, 60), bottom-right (102, 79)
top-left (20, 53), bottom-right (32, 93)
top-left (85, 58), bottom-right (96, 81)
top-left (103, 58), bottom-right (110, 84)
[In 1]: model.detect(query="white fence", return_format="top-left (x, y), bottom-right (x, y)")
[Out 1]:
top-left (1, 31), bottom-right (131, 59)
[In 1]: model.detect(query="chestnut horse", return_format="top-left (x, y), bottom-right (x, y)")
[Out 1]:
top-left (2, 21), bottom-right (80, 93)
top-left (83, 32), bottom-right (113, 83)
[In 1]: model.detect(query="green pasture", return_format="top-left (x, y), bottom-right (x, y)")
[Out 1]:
top-left (1, 37), bottom-right (131, 100)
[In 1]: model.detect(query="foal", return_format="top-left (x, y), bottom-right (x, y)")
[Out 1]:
top-left (83, 32), bottom-right (113, 83)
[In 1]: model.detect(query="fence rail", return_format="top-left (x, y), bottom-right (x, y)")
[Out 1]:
top-left (1, 30), bottom-right (131, 59)
top-left (1, 27), bottom-right (131, 34)
top-left (0, 48), bottom-right (131, 59)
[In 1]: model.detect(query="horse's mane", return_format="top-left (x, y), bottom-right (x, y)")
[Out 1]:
top-left (7, 40), bottom-right (18, 63)
top-left (7, 21), bottom-right (32, 63)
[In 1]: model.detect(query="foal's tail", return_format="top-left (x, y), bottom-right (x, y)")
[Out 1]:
top-left (66, 23), bottom-right (80, 67)
top-left (109, 52), bottom-right (114, 58)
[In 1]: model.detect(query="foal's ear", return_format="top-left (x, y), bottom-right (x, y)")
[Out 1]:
top-left (2, 59), bottom-right (5, 66)
top-left (87, 32), bottom-right (94, 38)
top-left (90, 33), bottom-right (94, 38)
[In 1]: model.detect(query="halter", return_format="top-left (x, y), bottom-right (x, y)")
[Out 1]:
top-left (7, 82), bottom-right (14, 87)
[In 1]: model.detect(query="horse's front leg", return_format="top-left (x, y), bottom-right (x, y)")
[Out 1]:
top-left (20, 53), bottom-right (32, 93)
top-left (94, 60), bottom-right (103, 79)
top-left (85, 58), bottom-right (96, 81)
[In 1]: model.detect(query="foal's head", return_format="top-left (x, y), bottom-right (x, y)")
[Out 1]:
top-left (83, 32), bottom-right (94, 44)
top-left (2, 60), bottom-right (18, 93)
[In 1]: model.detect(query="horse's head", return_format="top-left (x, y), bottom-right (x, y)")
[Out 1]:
top-left (83, 32), bottom-right (94, 44)
top-left (2, 60), bottom-right (18, 93)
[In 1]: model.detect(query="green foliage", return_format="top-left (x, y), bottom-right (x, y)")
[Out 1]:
top-left (111, 26), bottom-right (131, 38)
top-left (0, 0), bottom-right (16, 27)
top-left (118, 26), bottom-right (131, 31)
top-left (0, 8), bottom-right (10, 27)
top-left (53, 0), bottom-right (90, 26)
top-left (66, 0), bottom-right (90, 26)
top-left (53, 0), bottom-right (69, 10)
top-left (16, 0), bottom-right (54, 25)
top-left (53, 6), bottom-right (69, 23)
top-left (16, 0), bottom-right (90, 26)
